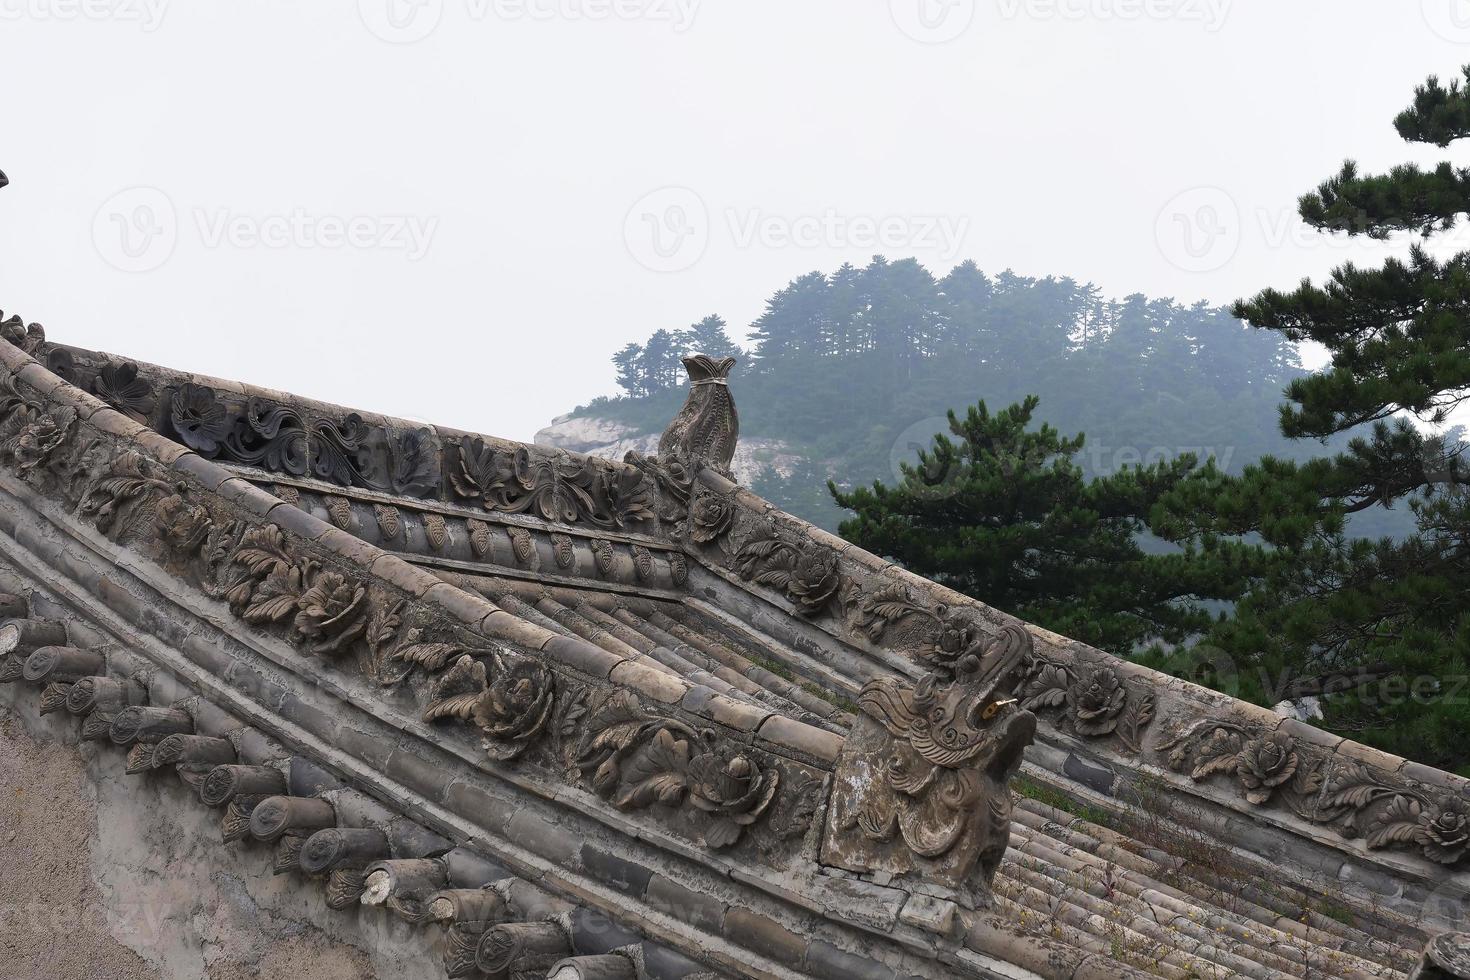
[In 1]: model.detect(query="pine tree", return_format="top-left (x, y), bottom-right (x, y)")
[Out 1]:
top-left (680, 314), bottom-right (741, 361)
top-left (613, 342), bottom-right (645, 397)
top-left (1153, 65), bottom-right (1470, 773)
top-left (833, 397), bottom-right (1252, 653)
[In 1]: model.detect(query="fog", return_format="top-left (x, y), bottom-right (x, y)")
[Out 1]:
top-left (0, 0), bottom-right (1461, 438)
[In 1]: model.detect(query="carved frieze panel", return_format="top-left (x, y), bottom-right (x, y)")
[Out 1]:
top-left (451, 437), bottom-right (653, 530)
top-left (1157, 717), bottom-right (1470, 867)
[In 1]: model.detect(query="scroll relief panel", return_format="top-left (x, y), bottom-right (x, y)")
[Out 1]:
top-left (0, 370), bottom-right (823, 869)
top-left (48, 344), bottom-right (669, 535)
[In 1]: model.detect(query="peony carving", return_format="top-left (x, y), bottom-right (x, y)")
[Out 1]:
top-left (0, 395), bottom-right (79, 485)
top-left (218, 525), bottom-right (370, 658)
top-left (474, 660), bottom-right (555, 762)
top-left (689, 489), bottom-right (734, 545)
top-left (789, 553), bottom-right (841, 616)
top-left (292, 566), bottom-right (369, 656)
top-left (687, 750), bottom-right (780, 849)
top-left (1066, 665), bottom-right (1128, 737)
top-left (1019, 658), bottom-right (1154, 752)
top-left (1159, 721), bottom-right (1326, 821)
top-left (1421, 797), bottom-right (1470, 865)
top-left (572, 689), bottom-right (784, 849)
top-left (157, 492), bottom-right (213, 555)
top-left (734, 533), bottom-right (842, 618)
top-left (1237, 731), bottom-right (1299, 805)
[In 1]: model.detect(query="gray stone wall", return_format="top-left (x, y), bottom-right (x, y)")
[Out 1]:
top-left (0, 686), bottom-right (440, 980)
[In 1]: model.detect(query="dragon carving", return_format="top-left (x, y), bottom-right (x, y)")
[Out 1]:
top-left (821, 623), bottom-right (1036, 907)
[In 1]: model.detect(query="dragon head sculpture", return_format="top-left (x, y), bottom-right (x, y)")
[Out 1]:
top-left (822, 623), bottom-right (1037, 909)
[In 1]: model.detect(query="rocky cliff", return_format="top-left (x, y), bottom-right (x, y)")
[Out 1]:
top-left (534, 414), bottom-right (800, 486)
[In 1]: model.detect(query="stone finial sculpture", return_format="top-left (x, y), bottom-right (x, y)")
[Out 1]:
top-left (821, 623), bottom-right (1037, 909)
top-left (657, 354), bottom-right (739, 476)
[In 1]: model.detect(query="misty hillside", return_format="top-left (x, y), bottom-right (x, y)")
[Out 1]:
top-left (540, 256), bottom-right (1414, 539)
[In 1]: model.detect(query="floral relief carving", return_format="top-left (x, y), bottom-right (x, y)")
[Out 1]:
top-left (846, 584), bottom-right (939, 645)
top-left (451, 438), bottom-right (653, 529)
top-left (1312, 762), bottom-right (1470, 866)
top-left (474, 660), bottom-right (556, 762)
top-left (93, 360), bottom-right (156, 424)
top-left (733, 532), bottom-right (840, 617)
top-left (388, 426), bottom-right (438, 498)
top-left (1421, 797), bottom-right (1470, 865)
top-left (212, 524), bottom-right (370, 657)
top-left (687, 748), bottom-right (781, 849)
top-left (169, 383), bottom-right (232, 457)
top-left (78, 450), bottom-right (177, 541)
top-left (688, 487), bottom-right (735, 547)
top-left (1018, 659), bottom-right (1155, 754)
top-left (572, 689), bottom-right (781, 849)
top-left (422, 655), bottom-right (489, 722)
top-left (1158, 720), bottom-right (1329, 824)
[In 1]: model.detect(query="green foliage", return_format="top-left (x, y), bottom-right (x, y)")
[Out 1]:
top-left (833, 397), bottom-right (1255, 653)
top-left (577, 256), bottom-right (1332, 536)
top-left (1154, 64), bottom-right (1470, 775)
top-left (607, 315), bottom-right (739, 398)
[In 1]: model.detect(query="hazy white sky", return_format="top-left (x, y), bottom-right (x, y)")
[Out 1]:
top-left (0, 1), bottom-right (1465, 440)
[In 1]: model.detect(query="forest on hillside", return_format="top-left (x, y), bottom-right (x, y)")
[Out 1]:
top-left (575, 256), bottom-right (1404, 535)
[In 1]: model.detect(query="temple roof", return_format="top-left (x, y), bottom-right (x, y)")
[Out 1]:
top-left (0, 311), bottom-right (1465, 979)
